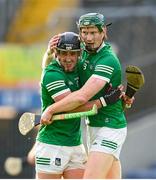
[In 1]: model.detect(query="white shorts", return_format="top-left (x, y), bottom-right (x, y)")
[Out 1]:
top-left (35, 142), bottom-right (87, 174)
top-left (88, 126), bottom-right (127, 160)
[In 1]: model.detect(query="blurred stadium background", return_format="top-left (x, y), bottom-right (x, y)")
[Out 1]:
top-left (0, 0), bottom-right (156, 178)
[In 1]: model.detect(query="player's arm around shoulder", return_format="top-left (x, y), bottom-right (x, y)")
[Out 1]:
top-left (42, 34), bottom-right (60, 69)
top-left (40, 73), bottom-right (107, 124)
top-left (42, 52), bottom-right (55, 69)
top-left (79, 75), bottom-right (107, 102)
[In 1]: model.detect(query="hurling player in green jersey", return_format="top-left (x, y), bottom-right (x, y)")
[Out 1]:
top-left (36, 31), bottom-right (122, 179)
top-left (40, 14), bottom-right (134, 179)
top-left (36, 32), bottom-right (87, 179)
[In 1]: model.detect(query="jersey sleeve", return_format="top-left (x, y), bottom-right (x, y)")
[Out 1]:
top-left (92, 54), bottom-right (117, 83)
top-left (42, 71), bottom-right (71, 100)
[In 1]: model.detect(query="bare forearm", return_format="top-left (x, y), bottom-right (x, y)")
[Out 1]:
top-left (71, 99), bottom-right (102, 113)
top-left (48, 91), bottom-right (87, 114)
top-left (47, 77), bottom-right (106, 114)
top-left (42, 51), bottom-right (54, 69)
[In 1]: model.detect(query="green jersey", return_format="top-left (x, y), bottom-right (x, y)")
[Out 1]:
top-left (37, 60), bottom-right (82, 146)
top-left (78, 43), bottom-right (127, 128)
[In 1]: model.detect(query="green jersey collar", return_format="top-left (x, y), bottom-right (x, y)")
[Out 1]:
top-left (97, 42), bottom-right (106, 53)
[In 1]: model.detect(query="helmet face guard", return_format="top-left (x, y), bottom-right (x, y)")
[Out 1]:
top-left (57, 32), bottom-right (80, 52)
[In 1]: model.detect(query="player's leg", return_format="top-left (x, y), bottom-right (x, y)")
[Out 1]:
top-left (63, 144), bottom-right (87, 179)
top-left (105, 127), bottom-right (127, 179)
top-left (84, 152), bottom-right (121, 179)
top-left (63, 169), bottom-right (84, 179)
top-left (106, 159), bottom-right (121, 179)
top-left (83, 126), bottom-right (127, 179)
top-left (27, 143), bottom-right (36, 166)
top-left (83, 151), bottom-right (114, 179)
top-left (37, 172), bottom-right (62, 179)
top-left (35, 142), bottom-right (70, 179)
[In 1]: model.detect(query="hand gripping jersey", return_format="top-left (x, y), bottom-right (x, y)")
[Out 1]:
top-left (78, 43), bottom-right (127, 128)
top-left (37, 60), bottom-right (82, 146)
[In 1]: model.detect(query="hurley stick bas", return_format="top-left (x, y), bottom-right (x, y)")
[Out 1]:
top-left (18, 104), bottom-right (98, 136)
top-left (125, 65), bottom-right (145, 108)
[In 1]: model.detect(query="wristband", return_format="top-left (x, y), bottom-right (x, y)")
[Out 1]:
top-left (99, 97), bottom-right (107, 107)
